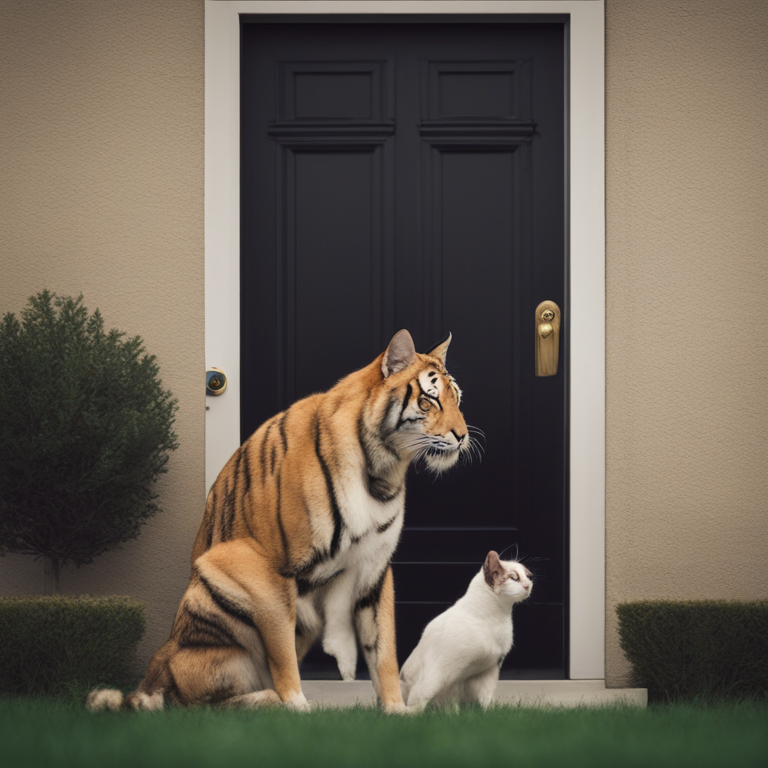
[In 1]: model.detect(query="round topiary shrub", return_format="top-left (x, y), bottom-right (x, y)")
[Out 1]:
top-left (0, 290), bottom-right (178, 592)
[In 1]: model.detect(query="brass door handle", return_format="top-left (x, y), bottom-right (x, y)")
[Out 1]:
top-left (535, 300), bottom-right (561, 377)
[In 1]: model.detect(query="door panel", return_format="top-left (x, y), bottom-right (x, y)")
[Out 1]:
top-left (290, 147), bottom-right (385, 398)
top-left (241, 18), bottom-right (567, 679)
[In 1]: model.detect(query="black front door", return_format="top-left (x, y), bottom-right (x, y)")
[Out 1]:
top-left (241, 17), bottom-right (567, 679)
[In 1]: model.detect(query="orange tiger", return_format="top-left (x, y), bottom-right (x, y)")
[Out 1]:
top-left (87, 330), bottom-right (469, 713)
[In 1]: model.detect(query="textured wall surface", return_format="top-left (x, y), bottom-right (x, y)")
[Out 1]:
top-left (605, 0), bottom-right (768, 685)
top-left (0, 0), bottom-right (205, 670)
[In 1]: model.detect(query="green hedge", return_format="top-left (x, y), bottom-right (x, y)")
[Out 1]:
top-left (0, 596), bottom-right (145, 699)
top-left (617, 600), bottom-right (768, 703)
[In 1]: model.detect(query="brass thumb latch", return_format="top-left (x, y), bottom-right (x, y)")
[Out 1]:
top-left (206, 367), bottom-right (228, 396)
top-left (535, 300), bottom-right (561, 377)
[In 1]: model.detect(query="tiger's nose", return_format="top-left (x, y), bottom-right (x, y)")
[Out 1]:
top-left (451, 430), bottom-right (467, 444)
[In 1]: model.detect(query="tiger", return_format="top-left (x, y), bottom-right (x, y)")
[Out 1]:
top-left (87, 330), bottom-right (470, 713)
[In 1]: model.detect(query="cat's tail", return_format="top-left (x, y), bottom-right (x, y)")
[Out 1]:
top-left (86, 687), bottom-right (165, 712)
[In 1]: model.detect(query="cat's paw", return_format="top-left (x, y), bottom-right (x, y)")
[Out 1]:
top-left (382, 701), bottom-right (419, 716)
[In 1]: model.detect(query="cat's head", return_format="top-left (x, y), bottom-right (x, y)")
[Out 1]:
top-left (483, 550), bottom-right (533, 602)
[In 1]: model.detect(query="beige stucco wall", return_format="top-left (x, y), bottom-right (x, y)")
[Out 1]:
top-left (605, 0), bottom-right (768, 685)
top-left (2, 0), bottom-right (766, 684)
top-left (0, 0), bottom-right (205, 668)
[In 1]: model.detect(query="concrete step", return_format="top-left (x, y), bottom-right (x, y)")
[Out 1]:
top-left (302, 680), bottom-right (648, 708)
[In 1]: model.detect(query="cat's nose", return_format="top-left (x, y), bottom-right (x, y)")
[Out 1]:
top-left (523, 584), bottom-right (530, 591)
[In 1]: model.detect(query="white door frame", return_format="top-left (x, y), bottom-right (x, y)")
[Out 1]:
top-left (205, 0), bottom-right (605, 680)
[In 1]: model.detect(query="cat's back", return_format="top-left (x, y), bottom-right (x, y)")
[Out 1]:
top-left (414, 573), bottom-right (514, 655)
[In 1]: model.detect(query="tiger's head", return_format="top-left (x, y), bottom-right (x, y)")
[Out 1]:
top-left (376, 329), bottom-right (471, 474)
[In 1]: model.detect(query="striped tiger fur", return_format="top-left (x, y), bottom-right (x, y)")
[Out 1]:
top-left (87, 330), bottom-right (470, 713)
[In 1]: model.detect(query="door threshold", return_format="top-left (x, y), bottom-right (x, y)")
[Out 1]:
top-left (302, 680), bottom-right (647, 708)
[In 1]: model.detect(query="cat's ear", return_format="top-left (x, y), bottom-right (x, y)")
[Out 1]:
top-left (382, 330), bottom-right (417, 378)
top-left (483, 551), bottom-right (505, 592)
top-left (425, 333), bottom-right (452, 367)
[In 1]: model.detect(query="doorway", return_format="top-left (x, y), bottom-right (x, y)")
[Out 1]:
top-left (240, 17), bottom-right (567, 678)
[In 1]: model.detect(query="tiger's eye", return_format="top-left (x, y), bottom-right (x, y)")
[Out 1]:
top-left (418, 396), bottom-right (432, 412)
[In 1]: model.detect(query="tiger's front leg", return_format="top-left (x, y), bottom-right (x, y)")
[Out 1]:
top-left (321, 573), bottom-right (358, 681)
top-left (354, 567), bottom-right (407, 713)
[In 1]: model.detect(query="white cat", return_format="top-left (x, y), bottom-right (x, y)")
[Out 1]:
top-left (399, 550), bottom-right (532, 709)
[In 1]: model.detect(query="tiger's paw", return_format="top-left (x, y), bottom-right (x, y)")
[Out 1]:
top-left (382, 701), bottom-right (418, 716)
top-left (337, 657), bottom-right (357, 682)
top-left (283, 692), bottom-right (312, 712)
top-left (322, 634), bottom-right (357, 682)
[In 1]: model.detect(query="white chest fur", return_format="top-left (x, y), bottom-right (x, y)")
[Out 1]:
top-left (296, 468), bottom-right (405, 681)
top-left (306, 484), bottom-right (404, 596)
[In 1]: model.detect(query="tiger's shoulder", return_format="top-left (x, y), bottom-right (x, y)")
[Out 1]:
top-left (192, 331), bottom-right (469, 568)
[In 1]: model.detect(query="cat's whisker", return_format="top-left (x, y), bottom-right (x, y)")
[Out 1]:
top-left (496, 543), bottom-right (517, 561)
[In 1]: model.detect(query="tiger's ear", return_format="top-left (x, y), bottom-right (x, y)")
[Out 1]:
top-left (381, 329), bottom-right (417, 378)
top-left (426, 332), bottom-right (452, 366)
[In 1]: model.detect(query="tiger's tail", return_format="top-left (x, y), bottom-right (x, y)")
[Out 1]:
top-left (86, 687), bottom-right (165, 712)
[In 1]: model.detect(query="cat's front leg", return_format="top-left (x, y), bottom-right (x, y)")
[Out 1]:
top-left (402, 671), bottom-right (445, 710)
top-left (461, 665), bottom-right (500, 709)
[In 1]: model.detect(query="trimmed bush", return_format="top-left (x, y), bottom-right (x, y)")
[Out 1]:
top-left (617, 600), bottom-right (768, 703)
top-left (0, 596), bottom-right (145, 699)
top-left (0, 290), bottom-right (178, 592)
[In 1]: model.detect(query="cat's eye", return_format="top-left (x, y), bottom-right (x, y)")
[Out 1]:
top-left (510, 573), bottom-right (520, 582)
top-left (418, 395), bottom-right (432, 412)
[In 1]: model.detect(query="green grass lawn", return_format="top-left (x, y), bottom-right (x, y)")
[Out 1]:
top-left (2, 698), bottom-right (767, 768)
